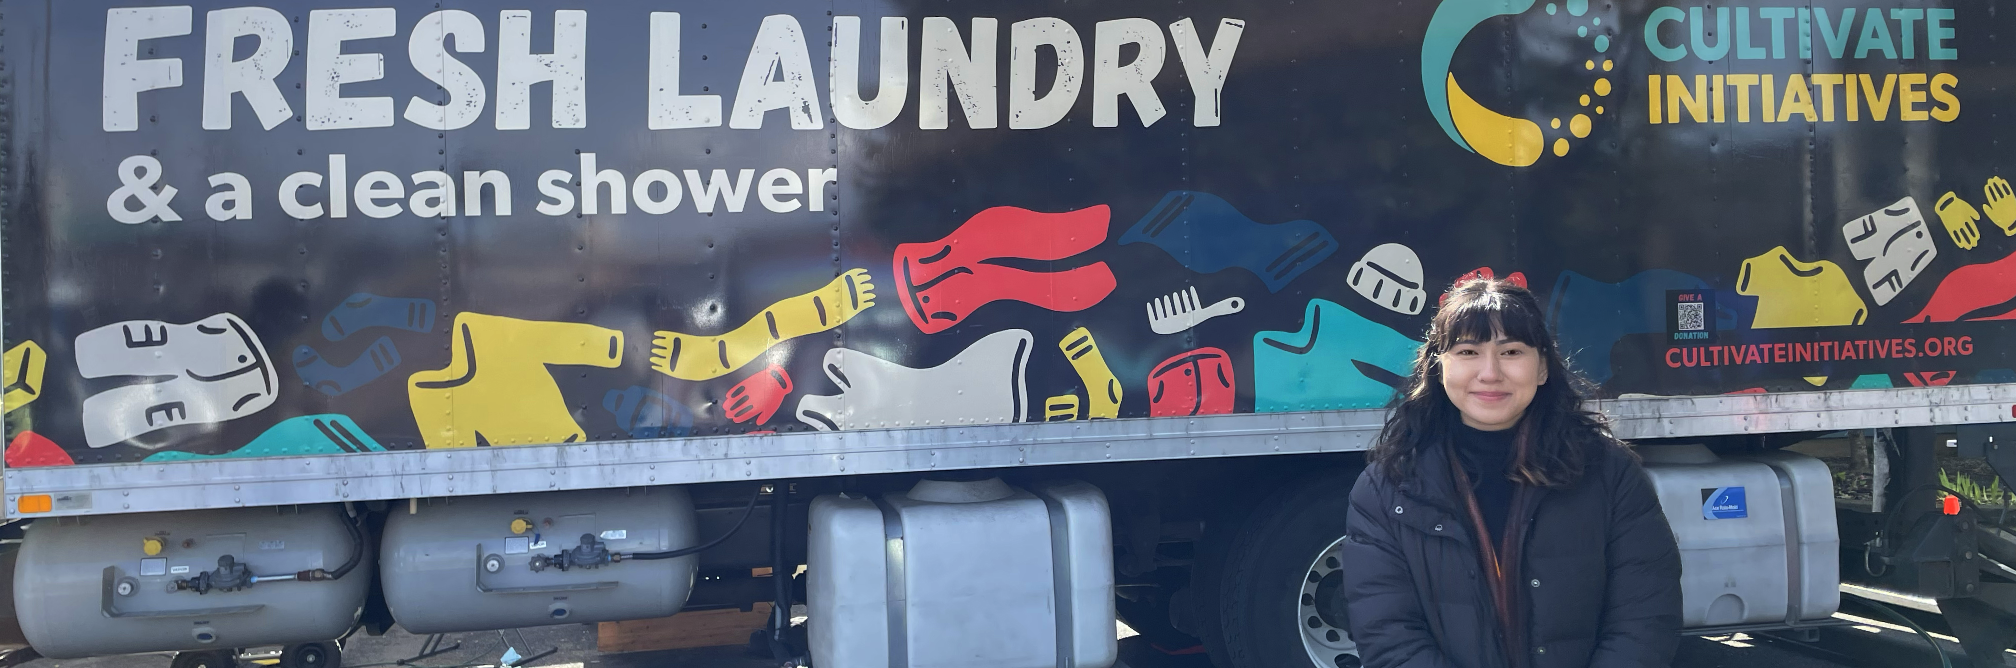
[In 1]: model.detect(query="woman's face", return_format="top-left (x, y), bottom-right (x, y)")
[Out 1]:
top-left (1439, 334), bottom-right (1548, 431)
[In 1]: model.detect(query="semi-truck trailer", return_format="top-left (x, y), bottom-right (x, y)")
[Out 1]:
top-left (4, 0), bottom-right (2016, 666)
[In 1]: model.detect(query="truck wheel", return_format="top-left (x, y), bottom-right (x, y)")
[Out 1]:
top-left (1115, 586), bottom-right (1203, 651)
top-left (280, 642), bottom-right (340, 668)
top-left (1197, 466), bottom-right (1364, 668)
top-left (168, 650), bottom-right (236, 668)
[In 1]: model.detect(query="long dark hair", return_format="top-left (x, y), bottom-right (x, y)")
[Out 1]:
top-left (1368, 277), bottom-right (1624, 488)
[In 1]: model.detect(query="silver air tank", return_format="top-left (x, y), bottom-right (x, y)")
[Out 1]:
top-left (380, 487), bottom-right (698, 633)
top-left (14, 505), bottom-right (371, 659)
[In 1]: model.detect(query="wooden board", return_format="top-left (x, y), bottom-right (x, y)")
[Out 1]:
top-left (596, 603), bottom-right (773, 654)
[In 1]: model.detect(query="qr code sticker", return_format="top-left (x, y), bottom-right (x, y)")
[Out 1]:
top-left (1676, 302), bottom-right (1706, 331)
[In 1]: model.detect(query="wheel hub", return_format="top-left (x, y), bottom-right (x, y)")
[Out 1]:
top-left (1300, 535), bottom-right (1361, 668)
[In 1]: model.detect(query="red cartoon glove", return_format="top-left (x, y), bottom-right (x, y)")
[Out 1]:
top-left (726, 364), bottom-right (793, 424)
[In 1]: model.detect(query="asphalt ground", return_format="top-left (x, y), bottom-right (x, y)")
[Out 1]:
top-left (17, 604), bottom-right (1995, 668)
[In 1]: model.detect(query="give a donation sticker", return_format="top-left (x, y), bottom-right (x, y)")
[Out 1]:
top-left (1668, 289), bottom-right (1717, 343)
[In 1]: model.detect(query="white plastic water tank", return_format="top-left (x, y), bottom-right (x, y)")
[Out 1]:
top-left (807, 478), bottom-right (1116, 668)
top-left (1640, 445), bottom-right (1840, 628)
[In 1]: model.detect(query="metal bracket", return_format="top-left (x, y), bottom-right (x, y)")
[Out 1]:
top-left (99, 567), bottom-right (263, 619)
top-left (472, 546), bottom-right (616, 594)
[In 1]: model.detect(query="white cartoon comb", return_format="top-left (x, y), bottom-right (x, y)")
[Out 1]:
top-left (1146, 287), bottom-right (1245, 335)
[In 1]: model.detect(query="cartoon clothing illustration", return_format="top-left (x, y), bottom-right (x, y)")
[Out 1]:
top-left (3, 340), bottom-right (45, 414)
top-left (1843, 197), bottom-right (1936, 305)
top-left (1148, 348), bottom-right (1236, 417)
top-left (725, 364), bottom-right (793, 425)
top-left (1738, 247), bottom-right (1865, 386)
top-left (407, 313), bottom-right (623, 449)
top-left (75, 313), bottom-right (277, 448)
top-left (1905, 248), bottom-right (2016, 322)
top-left (796, 329), bottom-right (1032, 431)
top-left (144, 415), bottom-right (386, 462)
top-left (1044, 394), bottom-right (1083, 421)
top-left (1253, 299), bottom-right (1421, 412)
top-left (652, 269), bottom-right (876, 380)
top-left (1985, 177), bottom-right (2016, 236)
top-left (322, 293), bottom-right (436, 341)
top-left (4, 431), bottom-right (72, 468)
top-left (1547, 269), bottom-right (1730, 384)
top-left (894, 207), bottom-right (1115, 334)
top-left (603, 386), bottom-right (696, 439)
top-left (1902, 371), bottom-right (1956, 387)
top-left (1738, 248), bottom-right (1868, 328)
top-left (1060, 328), bottom-right (1122, 419)
top-left (294, 337), bottom-right (402, 397)
top-left (1120, 191), bottom-right (1337, 293)
top-left (1348, 243), bottom-right (1428, 315)
top-left (1935, 192), bottom-right (1984, 251)
top-left (1852, 375), bottom-right (1894, 389)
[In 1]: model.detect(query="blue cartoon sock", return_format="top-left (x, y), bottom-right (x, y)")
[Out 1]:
top-left (603, 386), bottom-right (695, 439)
top-left (1121, 191), bottom-right (1339, 293)
top-left (322, 293), bottom-right (437, 341)
top-left (294, 337), bottom-right (402, 397)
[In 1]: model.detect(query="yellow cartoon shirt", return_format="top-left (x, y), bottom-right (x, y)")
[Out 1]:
top-left (1738, 247), bottom-right (1869, 328)
top-left (1737, 247), bottom-right (1868, 386)
top-left (408, 313), bottom-right (623, 448)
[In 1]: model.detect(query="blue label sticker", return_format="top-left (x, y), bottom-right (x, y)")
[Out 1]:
top-left (1700, 487), bottom-right (1747, 520)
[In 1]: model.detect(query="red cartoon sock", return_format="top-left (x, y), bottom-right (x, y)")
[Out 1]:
top-left (1908, 249), bottom-right (2016, 323)
top-left (893, 206), bottom-right (1116, 334)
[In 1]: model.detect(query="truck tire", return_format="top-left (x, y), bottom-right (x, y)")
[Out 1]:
top-left (168, 650), bottom-right (236, 668)
top-left (1115, 586), bottom-right (1203, 651)
top-left (1196, 466), bottom-right (1364, 668)
top-left (279, 642), bottom-right (339, 668)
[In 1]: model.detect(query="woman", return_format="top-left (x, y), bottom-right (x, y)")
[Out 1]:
top-left (1340, 278), bottom-right (1682, 668)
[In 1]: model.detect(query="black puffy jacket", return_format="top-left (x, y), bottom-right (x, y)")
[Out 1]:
top-left (1340, 438), bottom-right (1682, 668)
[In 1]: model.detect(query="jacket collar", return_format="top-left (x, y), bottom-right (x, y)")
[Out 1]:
top-left (1386, 440), bottom-right (1475, 539)
top-left (1392, 437), bottom-right (1555, 540)
top-left (1395, 438), bottom-right (1466, 515)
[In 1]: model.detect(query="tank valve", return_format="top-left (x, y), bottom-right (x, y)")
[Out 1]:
top-left (529, 534), bottom-right (613, 572)
top-left (174, 555), bottom-right (255, 594)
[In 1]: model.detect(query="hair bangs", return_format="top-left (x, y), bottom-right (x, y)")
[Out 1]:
top-left (1433, 286), bottom-right (1551, 353)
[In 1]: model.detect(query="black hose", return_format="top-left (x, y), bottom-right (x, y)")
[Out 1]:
top-left (326, 507), bottom-right (367, 579)
top-left (625, 485), bottom-right (767, 561)
top-left (1863, 600), bottom-right (1952, 668)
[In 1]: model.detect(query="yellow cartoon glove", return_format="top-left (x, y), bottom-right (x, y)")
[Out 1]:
top-left (1936, 191), bottom-right (1982, 250)
top-left (1984, 177), bottom-right (2016, 235)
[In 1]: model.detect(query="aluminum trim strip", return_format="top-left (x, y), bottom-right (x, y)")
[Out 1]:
top-left (7, 386), bottom-right (2013, 518)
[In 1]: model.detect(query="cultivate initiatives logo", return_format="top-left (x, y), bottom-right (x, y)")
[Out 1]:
top-left (1422, 0), bottom-right (1615, 166)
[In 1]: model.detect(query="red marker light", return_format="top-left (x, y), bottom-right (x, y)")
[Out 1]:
top-left (1944, 495), bottom-right (1962, 516)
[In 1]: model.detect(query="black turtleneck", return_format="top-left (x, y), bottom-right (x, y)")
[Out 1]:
top-left (1452, 422), bottom-right (1516, 545)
